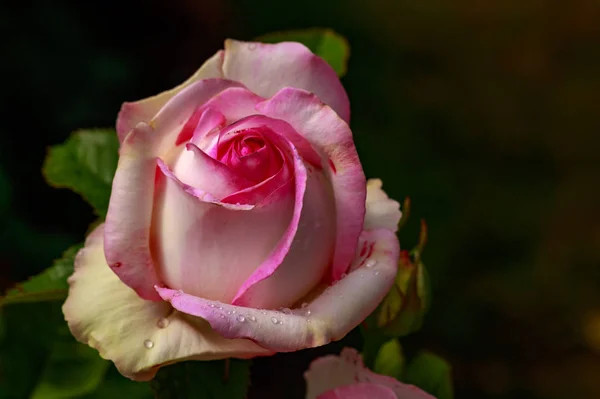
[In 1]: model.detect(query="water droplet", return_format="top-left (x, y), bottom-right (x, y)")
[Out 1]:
top-left (271, 317), bottom-right (279, 324)
top-left (227, 311), bottom-right (232, 315)
top-left (374, 271), bottom-right (380, 276)
top-left (341, 273), bottom-right (347, 279)
top-left (232, 310), bottom-right (236, 314)
top-left (261, 311), bottom-right (267, 315)
top-left (280, 308), bottom-right (292, 315)
top-left (248, 43), bottom-right (257, 50)
top-left (219, 314), bottom-right (225, 319)
top-left (306, 309), bottom-right (312, 316)
top-left (301, 302), bottom-right (309, 308)
top-left (237, 315), bottom-right (246, 322)
top-left (307, 318), bottom-right (312, 323)
top-left (218, 306), bottom-right (223, 310)
top-left (365, 259), bottom-right (377, 268)
top-left (111, 262), bottom-right (122, 268)
top-left (248, 315), bottom-right (257, 322)
top-left (157, 318), bottom-right (169, 328)
top-left (144, 339), bottom-right (154, 349)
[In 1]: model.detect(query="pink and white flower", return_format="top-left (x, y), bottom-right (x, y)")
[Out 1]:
top-left (63, 40), bottom-right (402, 380)
top-left (304, 348), bottom-right (435, 399)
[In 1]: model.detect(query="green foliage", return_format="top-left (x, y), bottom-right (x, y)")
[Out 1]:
top-left (256, 28), bottom-right (350, 77)
top-left (1, 244), bottom-right (82, 306)
top-left (150, 359), bottom-right (251, 399)
top-left (377, 219), bottom-right (430, 337)
top-left (43, 129), bottom-right (119, 217)
top-left (80, 367), bottom-right (153, 399)
top-left (373, 339), bottom-right (405, 381)
top-left (29, 340), bottom-right (109, 399)
top-left (404, 352), bottom-right (454, 399)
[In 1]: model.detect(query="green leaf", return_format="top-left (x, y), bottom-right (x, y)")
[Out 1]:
top-left (376, 220), bottom-right (430, 337)
top-left (80, 366), bottom-right (153, 399)
top-left (29, 340), bottom-right (109, 399)
top-left (373, 339), bottom-right (405, 380)
top-left (150, 359), bottom-right (251, 399)
top-left (403, 352), bottom-right (454, 399)
top-left (256, 28), bottom-right (350, 77)
top-left (43, 129), bottom-right (119, 217)
top-left (1, 244), bottom-right (82, 306)
top-left (0, 302), bottom-right (66, 398)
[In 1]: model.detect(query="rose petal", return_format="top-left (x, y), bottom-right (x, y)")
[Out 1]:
top-left (222, 40), bottom-right (350, 123)
top-left (171, 143), bottom-right (253, 199)
top-left (257, 88), bottom-right (366, 281)
top-left (317, 383), bottom-right (398, 399)
top-left (199, 87), bottom-right (265, 125)
top-left (152, 160), bottom-right (295, 303)
top-left (105, 80), bottom-right (246, 299)
top-left (365, 179), bottom-right (402, 232)
top-left (116, 50), bottom-right (224, 142)
top-left (151, 78), bottom-right (244, 157)
top-left (63, 224), bottom-right (271, 381)
top-left (305, 348), bottom-right (435, 399)
top-left (156, 227), bottom-right (398, 352)
top-left (104, 122), bottom-right (163, 300)
top-left (232, 169), bottom-right (335, 309)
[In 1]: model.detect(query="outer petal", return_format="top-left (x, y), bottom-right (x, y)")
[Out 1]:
top-left (116, 50), bottom-right (224, 142)
top-left (156, 227), bottom-right (398, 352)
top-left (317, 383), bottom-right (398, 399)
top-left (257, 88), bottom-right (366, 281)
top-left (304, 348), bottom-right (435, 399)
top-left (105, 79), bottom-right (243, 300)
top-left (63, 225), bottom-right (271, 381)
top-left (365, 179), bottom-right (402, 233)
top-left (104, 122), bottom-right (163, 300)
top-left (223, 40), bottom-right (350, 123)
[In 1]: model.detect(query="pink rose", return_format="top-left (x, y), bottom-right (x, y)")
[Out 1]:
top-left (304, 348), bottom-right (435, 399)
top-left (63, 40), bottom-right (402, 380)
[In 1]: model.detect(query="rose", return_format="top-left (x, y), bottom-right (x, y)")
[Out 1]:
top-left (63, 39), bottom-right (402, 380)
top-left (304, 348), bottom-right (434, 399)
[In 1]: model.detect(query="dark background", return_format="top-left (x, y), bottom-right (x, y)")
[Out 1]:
top-left (2, 1), bottom-right (600, 398)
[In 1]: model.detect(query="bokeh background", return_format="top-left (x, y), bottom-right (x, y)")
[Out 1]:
top-left (2, 1), bottom-right (600, 398)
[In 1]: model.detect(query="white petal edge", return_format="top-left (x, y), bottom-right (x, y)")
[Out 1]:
top-left (63, 224), bottom-right (272, 381)
top-left (365, 179), bottom-right (402, 233)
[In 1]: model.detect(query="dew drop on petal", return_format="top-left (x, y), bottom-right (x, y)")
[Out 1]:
top-left (144, 339), bottom-right (154, 349)
top-left (271, 317), bottom-right (279, 324)
top-left (306, 309), bottom-right (312, 316)
top-left (248, 315), bottom-right (257, 322)
top-left (280, 308), bottom-right (292, 315)
top-left (237, 315), bottom-right (246, 323)
top-left (341, 273), bottom-right (347, 279)
top-left (365, 259), bottom-right (377, 268)
top-left (301, 302), bottom-right (309, 308)
top-left (374, 271), bottom-right (380, 276)
top-left (157, 318), bottom-right (169, 328)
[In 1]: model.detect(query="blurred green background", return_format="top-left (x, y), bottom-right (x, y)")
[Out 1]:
top-left (1, 1), bottom-right (599, 398)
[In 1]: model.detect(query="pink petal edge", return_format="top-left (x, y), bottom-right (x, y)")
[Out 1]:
top-left (256, 88), bottom-right (366, 282)
top-left (155, 228), bottom-right (399, 352)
